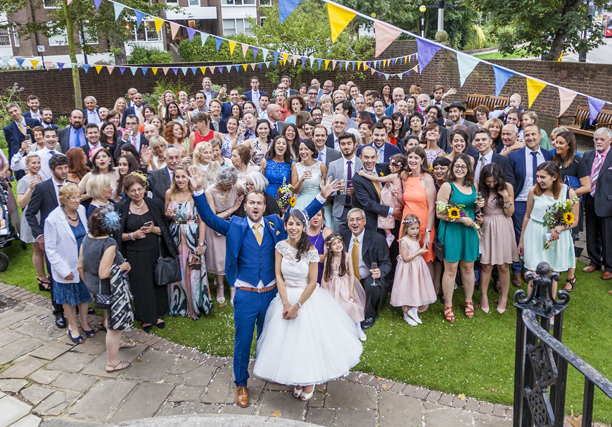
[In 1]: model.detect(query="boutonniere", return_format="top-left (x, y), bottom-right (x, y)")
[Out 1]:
top-left (276, 231), bottom-right (280, 235)
top-left (379, 172), bottom-right (384, 176)
top-left (26, 126), bottom-right (30, 130)
top-left (268, 221), bottom-right (275, 230)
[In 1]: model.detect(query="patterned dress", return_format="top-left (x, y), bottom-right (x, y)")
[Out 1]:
top-left (167, 200), bottom-right (212, 319)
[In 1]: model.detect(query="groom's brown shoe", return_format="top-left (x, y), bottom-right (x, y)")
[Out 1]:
top-left (236, 386), bottom-right (249, 408)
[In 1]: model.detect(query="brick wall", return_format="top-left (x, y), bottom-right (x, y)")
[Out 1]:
top-left (1, 44), bottom-right (610, 133)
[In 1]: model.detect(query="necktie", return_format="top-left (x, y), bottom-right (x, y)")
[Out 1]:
top-left (346, 160), bottom-right (353, 205)
top-left (476, 156), bottom-right (486, 181)
top-left (351, 237), bottom-right (361, 281)
top-left (136, 108), bottom-right (143, 122)
top-left (253, 223), bottom-right (263, 246)
top-left (591, 153), bottom-right (604, 196)
top-left (531, 151), bottom-right (538, 184)
top-left (272, 123), bottom-right (277, 134)
top-left (49, 151), bottom-right (55, 156)
top-left (213, 121), bottom-right (219, 132)
top-left (376, 147), bottom-right (384, 163)
top-left (18, 122), bottom-right (26, 135)
top-left (318, 151), bottom-right (323, 161)
top-left (370, 171), bottom-right (382, 198)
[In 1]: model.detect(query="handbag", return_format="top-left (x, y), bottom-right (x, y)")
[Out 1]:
top-left (154, 236), bottom-right (182, 286)
top-left (94, 277), bottom-right (111, 310)
top-left (433, 185), bottom-right (453, 261)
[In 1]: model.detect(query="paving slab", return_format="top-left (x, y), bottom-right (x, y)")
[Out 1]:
top-left (68, 379), bottom-right (137, 422)
top-left (0, 394), bottom-right (32, 427)
top-left (424, 405), bottom-right (475, 427)
top-left (324, 381), bottom-right (377, 410)
top-left (155, 401), bottom-right (221, 417)
top-left (21, 385), bottom-right (54, 405)
top-left (0, 356), bottom-right (46, 379)
top-left (14, 314), bottom-right (66, 342)
top-left (378, 391), bottom-right (422, 427)
top-left (166, 358), bottom-right (201, 375)
top-left (46, 352), bottom-right (95, 374)
top-left (0, 303), bottom-right (43, 329)
top-left (122, 349), bottom-right (176, 382)
top-left (107, 415), bottom-right (318, 427)
top-left (218, 404), bottom-right (254, 415)
top-left (305, 408), bottom-right (378, 427)
top-left (34, 390), bottom-right (80, 416)
top-left (49, 373), bottom-right (97, 393)
top-left (0, 329), bottom-right (23, 348)
top-left (80, 344), bottom-right (146, 378)
top-left (29, 343), bottom-right (72, 361)
top-left (110, 382), bottom-right (175, 423)
top-left (258, 390), bottom-right (306, 421)
top-left (167, 385), bottom-right (204, 402)
top-left (0, 378), bottom-right (28, 393)
top-left (0, 337), bottom-right (43, 364)
top-left (474, 413), bottom-right (513, 426)
top-left (40, 419), bottom-right (100, 427)
top-left (69, 333), bottom-right (106, 356)
top-left (10, 414), bottom-right (42, 427)
top-left (200, 367), bottom-right (234, 404)
top-left (28, 370), bottom-right (62, 385)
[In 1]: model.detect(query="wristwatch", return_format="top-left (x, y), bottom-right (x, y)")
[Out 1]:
top-left (296, 302), bottom-right (302, 308)
top-left (425, 229), bottom-right (431, 233)
top-left (198, 242), bottom-right (204, 247)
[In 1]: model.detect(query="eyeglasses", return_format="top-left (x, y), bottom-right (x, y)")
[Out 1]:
top-left (454, 165), bottom-right (468, 171)
top-left (333, 121), bottom-right (346, 125)
top-left (129, 188), bottom-right (144, 194)
top-left (348, 217), bottom-right (364, 223)
top-left (308, 92), bottom-right (318, 96)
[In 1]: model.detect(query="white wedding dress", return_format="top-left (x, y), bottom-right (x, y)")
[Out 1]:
top-left (253, 240), bottom-right (363, 385)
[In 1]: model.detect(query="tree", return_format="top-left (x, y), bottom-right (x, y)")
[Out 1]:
top-left (468, 0), bottom-right (611, 60)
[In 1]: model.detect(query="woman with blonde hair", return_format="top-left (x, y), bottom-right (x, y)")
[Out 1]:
top-left (483, 118), bottom-right (504, 153)
top-left (86, 174), bottom-right (114, 218)
top-left (113, 98), bottom-right (127, 117)
top-left (192, 141), bottom-right (220, 187)
top-left (318, 94), bottom-right (335, 129)
top-left (158, 90), bottom-right (177, 118)
top-left (149, 135), bottom-right (168, 171)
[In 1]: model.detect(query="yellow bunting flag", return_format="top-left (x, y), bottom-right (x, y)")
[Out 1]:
top-left (357, 62), bottom-right (361, 70)
top-left (526, 78), bottom-right (547, 108)
top-left (327, 3), bottom-right (356, 42)
top-left (383, 60), bottom-right (387, 67)
top-left (95, 65), bottom-right (103, 74)
top-left (200, 67), bottom-right (206, 74)
top-left (229, 41), bottom-right (237, 55)
top-left (364, 63), bottom-right (369, 70)
top-left (152, 68), bottom-right (158, 75)
top-left (30, 60), bottom-right (39, 69)
top-left (282, 53), bottom-right (289, 63)
top-left (242, 64), bottom-right (248, 71)
top-left (154, 17), bottom-right (164, 34)
top-left (325, 60), bottom-right (329, 70)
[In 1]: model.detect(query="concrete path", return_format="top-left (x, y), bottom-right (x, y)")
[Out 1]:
top-left (0, 282), bottom-right (516, 427)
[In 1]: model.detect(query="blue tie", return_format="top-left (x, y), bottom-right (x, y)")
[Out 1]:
top-left (531, 151), bottom-right (538, 184)
top-left (49, 151), bottom-right (55, 156)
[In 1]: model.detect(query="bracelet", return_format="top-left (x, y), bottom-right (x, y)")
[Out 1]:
top-left (296, 302), bottom-right (302, 308)
top-left (503, 204), bottom-right (512, 209)
top-left (129, 233), bottom-right (134, 241)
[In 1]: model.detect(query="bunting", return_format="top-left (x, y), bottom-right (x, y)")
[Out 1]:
top-left (416, 38), bottom-right (441, 73)
top-left (186, 28), bottom-right (196, 42)
top-left (242, 43), bottom-right (249, 58)
top-left (154, 17), bottom-right (164, 34)
top-left (280, 0), bottom-right (303, 24)
top-left (492, 65), bottom-right (515, 98)
top-left (134, 10), bottom-right (146, 29)
top-left (113, 2), bottom-right (125, 20)
top-left (456, 52), bottom-right (480, 87)
top-left (94, 0), bottom-right (103, 10)
top-left (526, 78), bottom-right (547, 108)
top-left (30, 60), bottom-right (39, 69)
top-left (170, 22), bottom-right (181, 40)
top-left (557, 87), bottom-right (577, 117)
top-left (229, 41), bottom-right (237, 55)
top-left (374, 21), bottom-right (402, 58)
top-left (327, 3), bottom-right (355, 42)
top-left (587, 97), bottom-right (606, 124)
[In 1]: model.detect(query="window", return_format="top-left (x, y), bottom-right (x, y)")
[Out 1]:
top-left (166, 0), bottom-right (178, 3)
top-left (79, 21), bottom-right (99, 45)
top-left (43, 0), bottom-right (61, 9)
top-left (0, 29), bottom-right (10, 46)
top-left (48, 30), bottom-right (68, 46)
top-left (222, 18), bottom-right (251, 36)
top-left (221, 0), bottom-right (255, 5)
top-left (129, 21), bottom-right (161, 42)
top-left (189, 0), bottom-right (199, 5)
top-left (260, 16), bottom-right (266, 26)
top-left (259, 0), bottom-right (271, 5)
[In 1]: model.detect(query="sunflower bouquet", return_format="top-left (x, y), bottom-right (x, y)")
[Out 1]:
top-left (276, 178), bottom-right (296, 212)
top-left (436, 201), bottom-right (481, 231)
top-left (542, 197), bottom-right (579, 249)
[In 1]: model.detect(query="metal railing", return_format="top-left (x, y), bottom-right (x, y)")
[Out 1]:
top-left (513, 262), bottom-right (612, 427)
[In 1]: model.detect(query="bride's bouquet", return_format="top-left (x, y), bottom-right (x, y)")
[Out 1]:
top-left (276, 178), bottom-right (296, 212)
top-left (542, 197), bottom-right (579, 249)
top-left (436, 201), bottom-right (480, 231)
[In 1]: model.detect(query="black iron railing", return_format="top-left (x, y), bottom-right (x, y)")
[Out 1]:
top-left (513, 262), bottom-right (612, 427)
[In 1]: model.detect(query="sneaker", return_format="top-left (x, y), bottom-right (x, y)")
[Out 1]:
top-left (408, 308), bottom-right (422, 325)
top-left (403, 313), bottom-right (418, 327)
top-left (385, 233), bottom-right (395, 247)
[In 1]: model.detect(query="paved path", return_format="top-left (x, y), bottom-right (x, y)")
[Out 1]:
top-left (0, 282), bottom-right (516, 427)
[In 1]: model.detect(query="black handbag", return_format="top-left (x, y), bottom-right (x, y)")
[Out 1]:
top-left (94, 277), bottom-right (111, 310)
top-left (433, 186), bottom-right (453, 261)
top-left (154, 237), bottom-right (181, 286)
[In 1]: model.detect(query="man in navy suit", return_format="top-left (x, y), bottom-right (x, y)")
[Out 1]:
top-left (305, 86), bottom-right (319, 112)
top-left (508, 124), bottom-right (553, 286)
top-left (219, 88), bottom-right (242, 121)
top-left (121, 93), bottom-right (145, 126)
top-left (243, 76), bottom-right (267, 112)
top-left (22, 95), bottom-right (42, 121)
top-left (356, 122), bottom-right (400, 162)
top-left (583, 128), bottom-right (612, 280)
top-left (3, 103), bottom-right (40, 179)
top-left (281, 75), bottom-right (299, 98)
top-left (471, 128), bottom-right (516, 187)
top-left (81, 124), bottom-right (112, 168)
top-left (58, 110), bottom-right (86, 154)
top-left (39, 108), bottom-right (58, 130)
top-left (208, 99), bottom-right (227, 133)
top-left (189, 165), bottom-right (337, 408)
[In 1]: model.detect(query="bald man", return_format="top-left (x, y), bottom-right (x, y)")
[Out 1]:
top-left (384, 87), bottom-right (406, 116)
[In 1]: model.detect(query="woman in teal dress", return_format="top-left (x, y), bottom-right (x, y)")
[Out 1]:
top-left (436, 154), bottom-right (483, 323)
top-left (518, 161), bottom-right (578, 298)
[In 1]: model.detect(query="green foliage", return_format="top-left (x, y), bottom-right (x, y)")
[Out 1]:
top-left (55, 115), bottom-right (69, 129)
top-left (127, 46), bottom-right (173, 65)
top-left (178, 34), bottom-right (256, 64)
top-left (464, 25), bottom-right (486, 50)
top-left (140, 78), bottom-right (195, 109)
top-left (0, 83), bottom-right (26, 148)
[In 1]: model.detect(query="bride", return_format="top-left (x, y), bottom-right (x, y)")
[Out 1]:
top-left (253, 209), bottom-right (362, 401)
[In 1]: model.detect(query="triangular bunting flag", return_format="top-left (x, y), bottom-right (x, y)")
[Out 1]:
top-left (154, 17), bottom-right (164, 34)
top-left (141, 67), bottom-right (148, 75)
top-left (492, 65), bottom-right (515, 98)
top-left (200, 67), bottom-right (206, 74)
top-left (339, 60), bottom-right (344, 68)
top-left (119, 66), bottom-right (126, 75)
top-left (152, 67), bottom-right (158, 75)
top-left (398, 73), bottom-right (403, 80)
top-left (215, 37), bottom-right (223, 51)
top-left (253, 47), bottom-right (259, 61)
top-left (233, 65), bottom-right (239, 72)
top-left (218, 66), bottom-right (223, 73)
top-left (242, 64), bottom-right (248, 71)
top-left (371, 68), bottom-right (376, 75)
top-left (162, 67), bottom-right (169, 75)
top-left (201, 33), bottom-right (209, 46)
top-left (456, 52), bottom-right (481, 87)
top-left (94, 0), bottom-right (102, 10)
top-left (280, 0), bottom-right (302, 24)
top-left (324, 60), bottom-right (329, 70)
top-left (82, 64), bottom-right (90, 73)
top-left (228, 41), bottom-right (237, 55)
top-left (357, 62), bottom-right (361, 70)
top-left (95, 65), bottom-right (103, 74)
top-left (309, 56), bottom-right (315, 67)
top-left (525, 78), bottom-right (547, 108)
top-left (209, 67), bottom-right (215, 74)
top-left (172, 67), bottom-right (179, 75)
top-left (30, 60), bottom-right (38, 69)
top-left (557, 87), bottom-right (577, 117)
top-left (374, 21), bottom-right (402, 57)
top-left (187, 28), bottom-right (196, 42)
top-left (363, 63), bottom-right (368, 71)
top-left (241, 43), bottom-right (249, 58)
top-left (587, 96), bottom-right (606, 124)
top-left (301, 57), bottom-right (306, 67)
top-left (57, 63), bottom-right (64, 71)
top-left (261, 48), bottom-right (268, 60)
top-left (250, 63), bottom-right (256, 70)
top-left (377, 72), bottom-right (382, 78)
top-left (383, 60), bottom-right (387, 67)
top-left (130, 67), bottom-right (138, 75)
top-left (190, 67), bottom-right (198, 75)
top-left (416, 38), bottom-right (441, 73)
top-left (113, 3), bottom-right (125, 20)
top-left (106, 66), bottom-right (114, 74)
top-left (317, 59), bottom-right (323, 69)
top-left (351, 61), bottom-right (355, 70)
top-left (170, 22), bottom-right (181, 40)
top-left (43, 61), bottom-right (52, 70)
top-left (67, 0), bottom-right (72, 4)
top-left (282, 53), bottom-right (289, 63)
top-left (180, 67), bottom-right (188, 75)
top-left (273, 51), bottom-right (279, 65)
top-left (134, 10), bottom-right (146, 29)
top-left (332, 60), bottom-right (337, 70)
top-left (292, 55), bottom-right (298, 66)
top-left (327, 3), bottom-right (356, 42)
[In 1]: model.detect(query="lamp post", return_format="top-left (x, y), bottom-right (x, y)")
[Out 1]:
top-left (437, 0), bottom-right (445, 32)
top-left (419, 5), bottom-right (427, 38)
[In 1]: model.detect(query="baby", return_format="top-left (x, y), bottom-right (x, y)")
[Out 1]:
top-left (489, 93), bottom-right (524, 120)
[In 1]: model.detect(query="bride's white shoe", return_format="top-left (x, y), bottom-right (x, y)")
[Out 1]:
top-left (300, 386), bottom-right (314, 401)
top-left (293, 387), bottom-right (302, 398)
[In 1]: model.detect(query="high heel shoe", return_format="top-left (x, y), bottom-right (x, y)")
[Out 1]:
top-left (293, 387), bottom-right (303, 398)
top-left (300, 387), bottom-right (314, 401)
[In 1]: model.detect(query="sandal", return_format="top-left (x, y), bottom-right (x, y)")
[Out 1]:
top-left (465, 302), bottom-right (475, 319)
top-left (443, 306), bottom-right (455, 323)
top-left (37, 278), bottom-right (51, 292)
top-left (119, 341), bottom-right (137, 349)
top-left (67, 330), bottom-right (83, 344)
top-left (106, 361), bottom-right (130, 373)
top-left (83, 329), bottom-right (95, 338)
top-left (564, 277), bottom-right (577, 292)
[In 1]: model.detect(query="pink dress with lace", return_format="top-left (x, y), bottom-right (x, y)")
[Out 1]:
top-left (326, 258), bottom-right (366, 323)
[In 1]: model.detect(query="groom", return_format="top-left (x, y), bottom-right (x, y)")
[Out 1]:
top-left (189, 166), bottom-right (337, 407)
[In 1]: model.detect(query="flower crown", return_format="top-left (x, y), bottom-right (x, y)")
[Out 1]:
top-left (326, 235), bottom-right (343, 248)
top-left (128, 170), bottom-right (149, 187)
top-left (402, 218), bottom-right (421, 225)
top-left (390, 159), bottom-right (403, 168)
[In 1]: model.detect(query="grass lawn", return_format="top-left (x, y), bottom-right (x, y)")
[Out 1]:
top-left (1, 240), bottom-right (610, 422)
top-left (474, 47), bottom-right (533, 60)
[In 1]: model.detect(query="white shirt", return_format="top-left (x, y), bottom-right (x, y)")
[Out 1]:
top-left (29, 110), bottom-right (41, 121)
top-left (52, 176), bottom-right (65, 204)
top-left (475, 149), bottom-right (494, 182)
top-left (348, 229), bottom-right (369, 279)
top-left (259, 110), bottom-right (269, 121)
top-left (86, 109), bottom-right (101, 125)
top-left (13, 146), bottom-right (55, 180)
top-left (517, 147), bottom-right (544, 202)
top-left (343, 155), bottom-right (357, 180)
top-left (251, 90), bottom-right (260, 111)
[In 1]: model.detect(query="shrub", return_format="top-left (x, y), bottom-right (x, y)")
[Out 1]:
top-left (128, 46), bottom-right (173, 65)
top-left (140, 78), bottom-right (195, 108)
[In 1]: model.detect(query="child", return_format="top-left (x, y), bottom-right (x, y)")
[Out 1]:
top-left (489, 93), bottom-right (524, 120)
top-left (357, 153), bottom-right (406, 246)
top-left (321, 234), bottom-right (367, 342)
top-left (390, 214), bottom-right (437, 326)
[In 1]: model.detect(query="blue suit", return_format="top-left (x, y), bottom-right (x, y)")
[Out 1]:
top-left (193, 192), bottom-right (324, 386)
top-left (220, 102), bottom-right (238, 121)
top-left (3, 118), bottom-right (41, 179)
top-left (243, 90), bottom-right (267, 103)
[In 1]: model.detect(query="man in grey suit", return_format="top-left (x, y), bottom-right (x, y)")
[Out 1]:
top-left (445, 100), bottom-right (479, 145)
top-left (147, 147), bottom-right (180, 200)
top-left (432, 85), bottom-right (451, 119)
top-left (327, 132), bottom-right (362, 234)
top-left (268, 104), bottom-right (287, 136)
top-left (313, 124), bottom-right (341, 168)
top-left (200, 77), bottom-right (219, 111)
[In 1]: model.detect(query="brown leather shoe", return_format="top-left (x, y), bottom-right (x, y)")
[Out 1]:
top-left (602, 271), bottom-right (612, 280)
top-left (583, 265), bottom-right (598, 273)
top-left (512, 273), bottom-right (523, 287)
top-left (236, 386), bottom-right (249, 408)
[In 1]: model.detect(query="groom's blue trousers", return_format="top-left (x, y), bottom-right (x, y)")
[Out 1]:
top-left (233, 287), bottom-right (278, 386)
